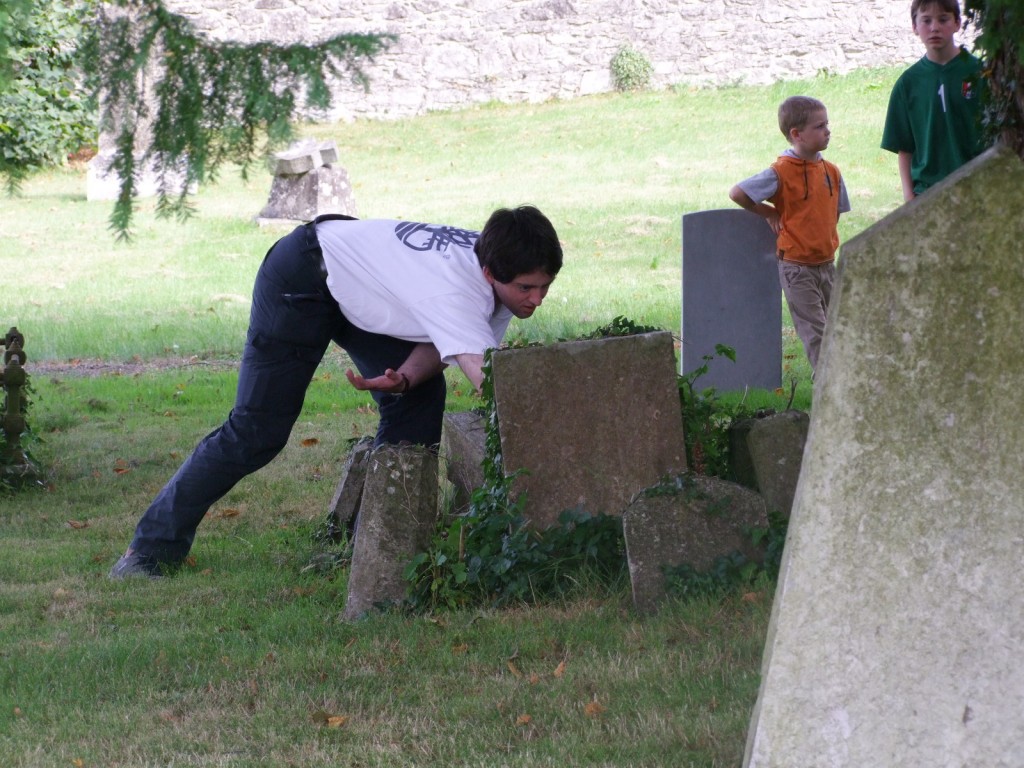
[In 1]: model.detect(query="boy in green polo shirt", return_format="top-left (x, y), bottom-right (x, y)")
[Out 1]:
top-left (881, 0), bottom-right (986, 201)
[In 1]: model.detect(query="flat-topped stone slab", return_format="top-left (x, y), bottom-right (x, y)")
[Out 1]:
top-left (744, 146), bottom-right (1024, 767)
top-left (271, 140), bottom-right (340, 175)
top-left (490, 331), bottom-right (686, 529)
top-left (681, 208), bottom-right (781, 392)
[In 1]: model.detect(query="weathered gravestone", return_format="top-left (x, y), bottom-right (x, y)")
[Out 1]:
top-left (440, 410), bottom-right (488, 516)
top-left (729, 410), bottom-right (809, 520)
top-left (256, 139), bottom-right (357, 224)
top-left (490, 331), bottom-right (686, 530)
top-left (326, 436), bottom-right (373, 541)
top-left (623, 473), bottom-right (768, 614)
top-left (342, 445), bottom-right (438, 620)
top-left (744, 146), bottom-right (1024, 767)
top-left (681, 209), bottom-right (781, 392)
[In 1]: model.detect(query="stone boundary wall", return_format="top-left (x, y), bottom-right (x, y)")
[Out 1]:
top-left (165, 0), bottom-right (931, 121)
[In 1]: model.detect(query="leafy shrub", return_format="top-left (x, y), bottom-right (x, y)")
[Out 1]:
top-left (405, 349), bottom-right (627, 612)
top-left (0, 0), bottom-right (97, 191)
top-left (678, 344), bottom-right (759, 478)
top-left (610, 45), bottom-right (653, 92)
top-left (965, 0), bottom-right (1024, 157)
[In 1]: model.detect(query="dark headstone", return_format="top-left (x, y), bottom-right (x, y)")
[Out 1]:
top-left (681, 208), bottom-right (781, 391)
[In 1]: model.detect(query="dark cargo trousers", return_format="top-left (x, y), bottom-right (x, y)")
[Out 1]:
top-left (128, 219), bottom-right (447, 565)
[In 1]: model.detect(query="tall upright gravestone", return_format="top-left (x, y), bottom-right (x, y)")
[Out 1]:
top-left (744, 146), bottom-right (1024, 767)
top-left (681, 208), bottom-right (781, 391)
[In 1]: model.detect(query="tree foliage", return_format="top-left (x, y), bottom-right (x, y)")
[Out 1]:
top-left (0, 0), bottom-right (96, 193)
top-left (965, 0), bottom-right (1024, 157)
top-left (76, 0), bottom-right (393, 238)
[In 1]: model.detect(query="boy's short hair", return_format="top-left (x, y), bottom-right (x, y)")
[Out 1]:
top-left (778, 96), bottom-right (827, 141)
top-left (911, 0), bottom-right (961, 23)
top-left (475, 205), bottom-right (563, 283)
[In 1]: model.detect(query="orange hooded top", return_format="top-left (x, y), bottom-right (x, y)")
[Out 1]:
top-left (769, 155), bottom-right (842, 265)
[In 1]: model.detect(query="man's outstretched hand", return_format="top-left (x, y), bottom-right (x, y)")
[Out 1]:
top-left (345, 368), bottom-right (408, 394)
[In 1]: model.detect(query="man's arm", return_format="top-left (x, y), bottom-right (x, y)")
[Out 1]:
top-left (346, 342), bottom-right (447, 394)
top-left (897, 151), bottom-right (915, 201)
top-left (452, 353), bottom-right (485, 393)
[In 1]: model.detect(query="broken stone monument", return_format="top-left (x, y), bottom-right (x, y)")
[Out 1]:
top-left (440, 410), bottom-right (487, 516)
top-left (490, 331), bottom-right (687, 530)
top-left (744, 146), bottom-right (1024, 767)
top-left (326, 436), bottom-right (373, 542)
top-left (681, 208), bottom-right (781, 391)
top-left (342, 445), bottom-right (439, 620)
top-left (623, 473), bottom-right (768, 614)
top-left (256, 139), bottom-right (357, 224)
top-left (728, 409), bottom-right (809, 520)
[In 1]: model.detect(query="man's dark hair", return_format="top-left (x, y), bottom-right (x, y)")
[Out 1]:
top-left (475, 205), bottom-right (563, 283)
top-left (911, 0), bottom-right (961, 24)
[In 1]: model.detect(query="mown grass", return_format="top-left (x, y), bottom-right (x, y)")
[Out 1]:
top-left (0, 67), bottom-right (907, 766)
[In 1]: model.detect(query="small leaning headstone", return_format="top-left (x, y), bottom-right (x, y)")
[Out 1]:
top-left (326, 436), bottom-right (373, 542)
top-left (342, 445), bottom-right (439, 621)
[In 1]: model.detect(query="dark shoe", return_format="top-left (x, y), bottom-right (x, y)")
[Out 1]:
top-left (108, 549), bottom-right (162, 579)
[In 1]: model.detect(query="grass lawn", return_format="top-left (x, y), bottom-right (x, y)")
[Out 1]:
top-left (0, 67), bottom-right (907, 766)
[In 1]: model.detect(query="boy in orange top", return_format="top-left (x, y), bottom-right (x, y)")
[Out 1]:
top-left (729, 96), bottom-right (851, 373)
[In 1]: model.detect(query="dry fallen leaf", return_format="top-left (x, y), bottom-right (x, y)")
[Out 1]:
top-left (515, 714), bottom-right (532, 726)
top-left (311, 710), bottom-right (349, 728)
top-left (218, 508), bottom-right (240, 518)
top-left (452, 643), bottom-right (469, 654)
top-left (507, 660), bottom-right (523, 678)
top-left (66, 520), bottom-right (89, 529)
top-left (553, 660), bottom-right (567, 678)
top-left (301, 438), bottom-right (319, 447)
top-left (584, 700), bottom-right (607, 718)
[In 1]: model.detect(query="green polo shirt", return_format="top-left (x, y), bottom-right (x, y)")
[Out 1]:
top-left (881, 49), bottom-right (986, 194)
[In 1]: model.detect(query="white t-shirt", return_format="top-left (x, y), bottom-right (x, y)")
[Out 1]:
top-left (316, 218), bottom-right (513, 365)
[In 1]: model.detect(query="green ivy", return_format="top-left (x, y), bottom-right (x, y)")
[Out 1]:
top-left (678, 344), bottom-right (758, 478)
top-left (610, 45), bottom-right (653, 92)
top-left (405, 347), bottom-right (627, 612)
top-left (0, 0), bottom-right (97, 193)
